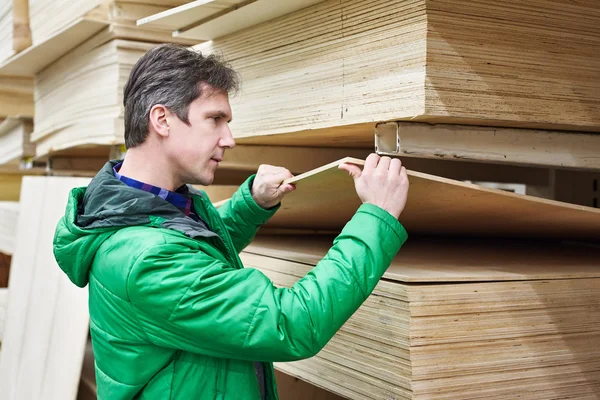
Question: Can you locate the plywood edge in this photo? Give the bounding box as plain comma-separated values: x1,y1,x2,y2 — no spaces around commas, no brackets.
0,18,108,77
136,0,217,30
175,0,326,41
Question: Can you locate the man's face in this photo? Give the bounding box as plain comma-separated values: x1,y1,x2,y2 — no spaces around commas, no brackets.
164,86,235,186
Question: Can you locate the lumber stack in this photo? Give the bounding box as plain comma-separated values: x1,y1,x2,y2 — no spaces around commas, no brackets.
193,0,600,146
31,38,155,157
241,235,600,400
0,0,30,64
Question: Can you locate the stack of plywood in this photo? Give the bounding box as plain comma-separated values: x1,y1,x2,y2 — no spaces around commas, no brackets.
192,0,600,146
28,0,193,46
242,235,600,400
31,38,155,157
0,117,34,167
0,0,30,64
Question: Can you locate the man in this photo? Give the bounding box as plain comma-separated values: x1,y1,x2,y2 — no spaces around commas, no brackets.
53,44,409,399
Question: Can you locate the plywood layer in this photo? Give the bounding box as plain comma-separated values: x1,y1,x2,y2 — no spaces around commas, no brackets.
194,0,600,146
218,158,600,242
32,38,155,157
241,235,600,399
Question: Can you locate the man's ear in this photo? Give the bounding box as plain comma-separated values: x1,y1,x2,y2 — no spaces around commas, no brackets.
148,104,170,138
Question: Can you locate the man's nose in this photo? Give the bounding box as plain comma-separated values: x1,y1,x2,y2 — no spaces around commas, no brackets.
220,124,236,149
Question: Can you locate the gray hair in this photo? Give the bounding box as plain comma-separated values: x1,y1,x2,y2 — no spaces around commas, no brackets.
123,43,240,148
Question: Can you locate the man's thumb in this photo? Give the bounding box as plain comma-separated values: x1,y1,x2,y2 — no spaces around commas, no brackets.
339,163,362,180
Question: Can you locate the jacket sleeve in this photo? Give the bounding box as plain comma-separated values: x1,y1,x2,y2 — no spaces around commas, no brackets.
215,175,279,253
127,203,408,362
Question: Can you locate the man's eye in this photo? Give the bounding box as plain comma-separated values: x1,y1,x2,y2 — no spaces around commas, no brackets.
212,116,220,121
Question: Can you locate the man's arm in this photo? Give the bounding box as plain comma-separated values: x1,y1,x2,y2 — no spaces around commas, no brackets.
128,203,408,362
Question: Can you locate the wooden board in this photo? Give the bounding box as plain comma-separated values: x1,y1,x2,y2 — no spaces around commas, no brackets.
233,122,600,171
194,0,600,142
0,202,19,256
137,0,326,40
218,157,600,242
243,235,600,282
137,0,248,32
0,288,7,339
0,176,91,400
0,18,107,77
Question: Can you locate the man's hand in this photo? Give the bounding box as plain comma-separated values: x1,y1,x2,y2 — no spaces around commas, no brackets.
339,153,409,219
251,164,296,209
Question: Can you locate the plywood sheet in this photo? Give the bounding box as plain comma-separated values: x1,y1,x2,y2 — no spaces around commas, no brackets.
219,157,600,242
243,235,600,282
137,0,248,31
0,202,19,256
0,18,108,77
138,0,326,40
0,176,91,400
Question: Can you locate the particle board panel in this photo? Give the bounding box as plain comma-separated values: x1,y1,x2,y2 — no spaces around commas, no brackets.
0,176,91,400
221,157,600,242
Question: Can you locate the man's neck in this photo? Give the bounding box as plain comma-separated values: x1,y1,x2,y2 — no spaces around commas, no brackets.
117,148,182,192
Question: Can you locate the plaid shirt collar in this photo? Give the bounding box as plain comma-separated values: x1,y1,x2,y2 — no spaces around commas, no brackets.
113,162,193,217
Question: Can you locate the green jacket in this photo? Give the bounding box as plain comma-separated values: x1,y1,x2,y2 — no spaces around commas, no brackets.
53,161,408,400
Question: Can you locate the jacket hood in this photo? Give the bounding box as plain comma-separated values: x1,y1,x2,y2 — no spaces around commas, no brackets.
53,160,216,288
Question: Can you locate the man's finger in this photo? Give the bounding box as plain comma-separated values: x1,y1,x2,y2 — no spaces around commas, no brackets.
266,169,294,184
339,163,362,180
363,153,380,174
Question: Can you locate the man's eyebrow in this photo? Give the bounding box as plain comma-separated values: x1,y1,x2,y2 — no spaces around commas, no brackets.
209,110,232,123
